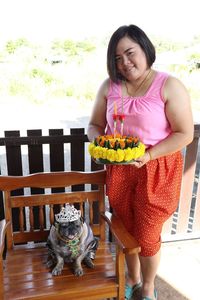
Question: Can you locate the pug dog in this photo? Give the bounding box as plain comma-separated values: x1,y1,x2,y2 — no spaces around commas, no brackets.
46,204,99,276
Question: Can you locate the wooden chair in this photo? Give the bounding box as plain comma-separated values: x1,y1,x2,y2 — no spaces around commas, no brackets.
0,170,140,300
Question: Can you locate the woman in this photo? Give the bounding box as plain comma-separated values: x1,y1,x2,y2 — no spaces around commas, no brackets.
87,25,193,300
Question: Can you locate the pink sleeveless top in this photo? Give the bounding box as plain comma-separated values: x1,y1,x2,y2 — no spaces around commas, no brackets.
105,71,171,147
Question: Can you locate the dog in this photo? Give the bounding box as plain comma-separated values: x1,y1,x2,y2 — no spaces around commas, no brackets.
46,204,99,276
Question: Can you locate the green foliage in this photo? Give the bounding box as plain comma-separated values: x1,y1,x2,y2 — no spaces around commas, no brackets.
168,64,189,73
153,34,200,56
76,40,96,52
65,86,74,97
6,41,16,54
51,38,96,56
5,38,30,54
189,53,200,60
63,40,78,55
9,79,30,95
0,35,199,113
30,68,54,85
186,53,200,71
154,39,186,53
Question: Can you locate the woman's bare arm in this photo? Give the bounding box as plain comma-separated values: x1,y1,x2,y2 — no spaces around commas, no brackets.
133,76,194,167
148,76,194,159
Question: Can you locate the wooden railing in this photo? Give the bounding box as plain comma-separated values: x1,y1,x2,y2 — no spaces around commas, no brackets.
0,125,199,241
162,123,200,241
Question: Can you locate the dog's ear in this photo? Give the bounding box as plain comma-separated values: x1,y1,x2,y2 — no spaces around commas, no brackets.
54,222,60,230
80,216,85,223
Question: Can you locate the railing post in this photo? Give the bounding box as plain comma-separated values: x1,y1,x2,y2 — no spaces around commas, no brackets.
5,131,23,231
176,138,199,234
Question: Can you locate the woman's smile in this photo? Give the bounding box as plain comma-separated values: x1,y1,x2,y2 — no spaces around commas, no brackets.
115,36,148,81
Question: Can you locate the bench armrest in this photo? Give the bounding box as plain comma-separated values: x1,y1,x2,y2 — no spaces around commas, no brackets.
101,211,141,255
0,219,10,258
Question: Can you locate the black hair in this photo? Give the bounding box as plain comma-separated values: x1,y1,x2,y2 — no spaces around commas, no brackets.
107,25,156,82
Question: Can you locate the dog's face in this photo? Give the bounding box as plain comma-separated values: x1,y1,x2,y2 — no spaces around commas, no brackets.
56,218,84,240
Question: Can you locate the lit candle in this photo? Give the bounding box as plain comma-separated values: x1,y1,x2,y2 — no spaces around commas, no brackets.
119,114,125,136
114,101,117,115
113,101,118,138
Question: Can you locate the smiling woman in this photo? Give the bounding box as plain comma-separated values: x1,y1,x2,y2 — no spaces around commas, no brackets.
87,24,194,300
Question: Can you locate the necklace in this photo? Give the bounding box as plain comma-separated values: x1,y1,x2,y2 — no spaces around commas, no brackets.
56,230,80,257
125,69,152,97
120,68,153,130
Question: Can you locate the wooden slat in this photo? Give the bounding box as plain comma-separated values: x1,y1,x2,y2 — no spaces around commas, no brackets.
49,129,65,173
28,129,45,229
70,128,85,214
49,129,65,213
90,139,104,223
13,230,49,243
90,140,104,224
5,131,23,176
115,245,125,299
192,176,200,232
70,129,85,194
0,176,4,221
12,225,101,245
0,134,88,146
0,170,106,191
91,156,104,224
3,191,13,249
194,123,200,138
27,130,44,174
3,242,117,300
0,156,4,221
5,131,23,232
176,138,199,234
10,190,100,207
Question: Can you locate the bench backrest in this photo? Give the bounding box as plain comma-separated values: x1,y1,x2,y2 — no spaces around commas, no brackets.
0,170,106,249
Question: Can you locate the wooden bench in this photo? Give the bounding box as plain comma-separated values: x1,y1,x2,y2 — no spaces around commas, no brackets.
0,170,140,300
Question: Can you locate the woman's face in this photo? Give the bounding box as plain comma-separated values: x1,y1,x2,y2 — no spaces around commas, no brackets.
115,36,148,81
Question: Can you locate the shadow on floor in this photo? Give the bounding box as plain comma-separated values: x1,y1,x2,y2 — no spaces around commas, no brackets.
155,275,189,300
109,242,190,299
131,275,189,300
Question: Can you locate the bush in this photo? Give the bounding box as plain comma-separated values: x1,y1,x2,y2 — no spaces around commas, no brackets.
30,68,54,85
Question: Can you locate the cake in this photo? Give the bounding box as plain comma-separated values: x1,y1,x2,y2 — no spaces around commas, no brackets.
89,102,146,164
88,134,145,164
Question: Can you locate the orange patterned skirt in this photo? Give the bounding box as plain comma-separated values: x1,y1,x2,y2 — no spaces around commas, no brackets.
106,151,183,256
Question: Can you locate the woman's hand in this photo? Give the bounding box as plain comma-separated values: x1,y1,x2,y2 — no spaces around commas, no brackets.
131,151,151,168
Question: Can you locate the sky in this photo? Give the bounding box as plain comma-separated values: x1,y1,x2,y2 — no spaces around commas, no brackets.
0,0,200,44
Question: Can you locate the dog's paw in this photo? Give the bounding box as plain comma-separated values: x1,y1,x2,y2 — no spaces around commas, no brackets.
74,267,84,276
46,259,54,268
83,257,94,268
52,267,63,276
